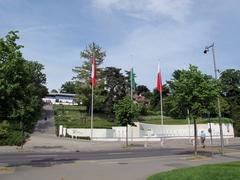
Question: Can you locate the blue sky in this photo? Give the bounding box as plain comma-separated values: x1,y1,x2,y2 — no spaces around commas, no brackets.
0,0,239,91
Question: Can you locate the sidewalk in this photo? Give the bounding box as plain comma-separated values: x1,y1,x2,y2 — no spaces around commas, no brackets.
1,135,239,154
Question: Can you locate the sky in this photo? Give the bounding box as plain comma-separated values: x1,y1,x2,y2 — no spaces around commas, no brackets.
0,0,239,91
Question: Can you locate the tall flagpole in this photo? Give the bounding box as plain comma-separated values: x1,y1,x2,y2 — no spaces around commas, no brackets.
130,68,133,100
158,63,163,125
91,81,93,141
160,89,163,125
90,53,96,141
130,67,133,144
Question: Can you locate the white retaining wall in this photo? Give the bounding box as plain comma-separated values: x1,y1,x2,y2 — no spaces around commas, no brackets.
139,122,234,138
59,122,234,140
66,128,113,138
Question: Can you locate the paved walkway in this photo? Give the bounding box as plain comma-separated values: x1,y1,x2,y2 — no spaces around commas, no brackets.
1,135,239,153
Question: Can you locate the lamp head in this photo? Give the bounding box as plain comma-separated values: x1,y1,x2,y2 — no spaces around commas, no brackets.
203,47,209,54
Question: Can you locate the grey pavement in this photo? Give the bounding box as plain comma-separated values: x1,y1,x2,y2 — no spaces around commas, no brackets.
1,151,240,180
33,104,55,135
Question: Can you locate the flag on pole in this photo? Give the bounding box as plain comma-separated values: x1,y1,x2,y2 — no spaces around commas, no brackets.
157,64,163,93
91,54,96,88
130,68,136,92
157,63,164,125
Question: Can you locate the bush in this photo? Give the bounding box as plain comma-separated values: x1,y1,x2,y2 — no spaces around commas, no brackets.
138,103,148,115
0,130,27,146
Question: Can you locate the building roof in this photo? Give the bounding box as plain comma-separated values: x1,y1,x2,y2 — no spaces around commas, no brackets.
47,93,76,97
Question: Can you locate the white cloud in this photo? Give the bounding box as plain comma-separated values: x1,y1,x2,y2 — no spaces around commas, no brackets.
104,20,213,90
91,0,192,22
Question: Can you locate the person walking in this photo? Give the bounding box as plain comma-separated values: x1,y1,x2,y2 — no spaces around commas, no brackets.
200,130,206,148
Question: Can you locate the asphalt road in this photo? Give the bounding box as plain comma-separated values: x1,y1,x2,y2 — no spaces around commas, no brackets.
1,147,240,180
0,147,194,167
2,143,240,167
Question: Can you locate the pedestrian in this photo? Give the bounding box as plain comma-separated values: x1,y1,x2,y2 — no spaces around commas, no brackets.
200,130,206,148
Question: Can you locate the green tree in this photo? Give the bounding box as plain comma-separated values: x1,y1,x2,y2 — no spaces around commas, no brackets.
0,31,47,146
60,81,76,94
113,96,139,146
103,67,128,114
150,85,169,112
168,65,219,155
136,85,150,96
170,65,219,116
220,69,240,136
51,89,58,93
73,42,106,112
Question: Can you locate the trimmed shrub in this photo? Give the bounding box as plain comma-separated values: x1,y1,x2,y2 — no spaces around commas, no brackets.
0,130,27,146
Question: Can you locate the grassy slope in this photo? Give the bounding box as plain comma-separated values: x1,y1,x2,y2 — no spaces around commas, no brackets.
148,161,240,180
53,105,232,129
54,105,119,129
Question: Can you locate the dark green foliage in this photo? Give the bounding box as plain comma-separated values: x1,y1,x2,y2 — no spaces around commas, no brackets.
0,130,27,146
103,67,128,114
0,31,47,145
60,81,76,94
113,96,139,127
138,103,148,115
113,96,139,146
166,65,219,118
136,85,150,96
220,69,240,136
150,85,169,112
73,42,106,112
51,89,58,93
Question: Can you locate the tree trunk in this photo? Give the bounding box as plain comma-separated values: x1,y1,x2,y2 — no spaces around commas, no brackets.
20,120,24,149
194,118,198,156
126,125,128,147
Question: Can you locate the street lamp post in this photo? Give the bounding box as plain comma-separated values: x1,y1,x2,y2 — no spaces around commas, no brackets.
204,43,224,155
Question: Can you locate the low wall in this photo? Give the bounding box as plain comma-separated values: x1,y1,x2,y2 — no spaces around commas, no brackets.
59,122,234,140
139,122,234,138
66,128,113,138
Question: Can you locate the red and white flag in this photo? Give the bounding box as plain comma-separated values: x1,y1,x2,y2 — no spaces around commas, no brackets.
157,64,163,93
91,54,96,88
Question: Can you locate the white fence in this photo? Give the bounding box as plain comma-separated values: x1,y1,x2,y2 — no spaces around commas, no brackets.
59,122,234,141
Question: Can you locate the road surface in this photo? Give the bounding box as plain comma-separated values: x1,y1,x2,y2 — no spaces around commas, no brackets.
0,147,194,167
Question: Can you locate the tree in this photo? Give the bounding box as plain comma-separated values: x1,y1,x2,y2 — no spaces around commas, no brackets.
73,42,106,112
73,42,106,83
51,89,58,93
136,85,150,96
150,85,169,111
220,69,240,99
168,65,219,155
60,81,76,94
103,67,128,114
0,31,47,145
220,69,240,136
113,96,139,146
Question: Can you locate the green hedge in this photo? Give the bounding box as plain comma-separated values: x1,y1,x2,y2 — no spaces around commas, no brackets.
0,130,27,146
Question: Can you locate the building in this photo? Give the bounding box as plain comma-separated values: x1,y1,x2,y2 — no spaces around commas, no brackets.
43,93,77,105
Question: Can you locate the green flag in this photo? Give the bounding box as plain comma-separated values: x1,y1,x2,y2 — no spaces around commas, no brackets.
130,68,136,92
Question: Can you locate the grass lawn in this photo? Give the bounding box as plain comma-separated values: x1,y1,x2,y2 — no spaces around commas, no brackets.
53,105,232,129
53,105,119,129
147,161,240,180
